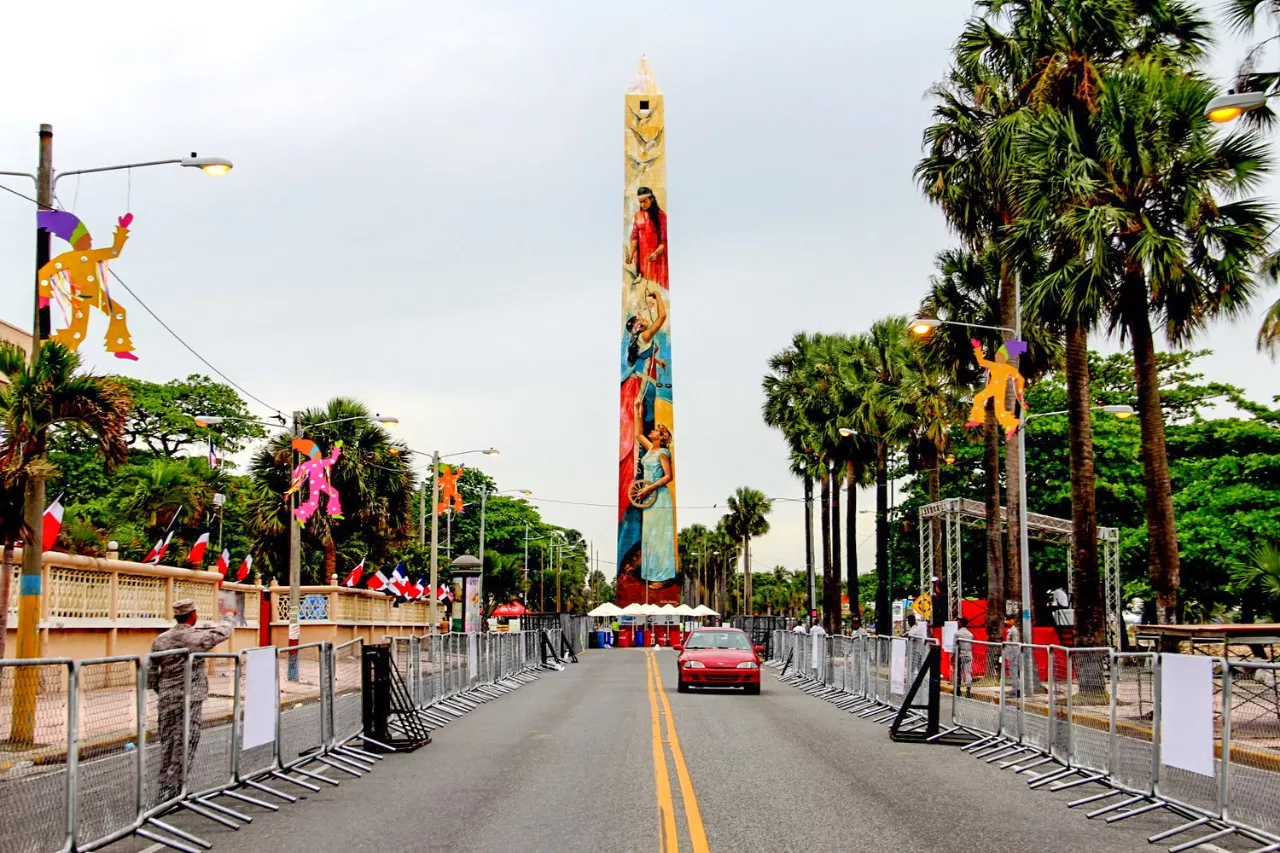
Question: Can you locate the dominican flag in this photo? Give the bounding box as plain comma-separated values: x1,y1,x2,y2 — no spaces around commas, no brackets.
186,532,211,566
142,534,171,565
389,564,409,597
342,556,366,588
214,548,231,578
407,577,426,600
235,554,253,583
366,570,390,593
207,438,221,469
43,495,64,546
436,584,454,604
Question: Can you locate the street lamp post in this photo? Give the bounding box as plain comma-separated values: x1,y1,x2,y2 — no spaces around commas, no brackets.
418,448,499,627
3,132,232,737
196,412,396,678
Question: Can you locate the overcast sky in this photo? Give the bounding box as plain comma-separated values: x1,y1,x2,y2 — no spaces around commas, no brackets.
1,1,1276,582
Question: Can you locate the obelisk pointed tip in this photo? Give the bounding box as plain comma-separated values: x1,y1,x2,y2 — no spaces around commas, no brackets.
627,55,661,95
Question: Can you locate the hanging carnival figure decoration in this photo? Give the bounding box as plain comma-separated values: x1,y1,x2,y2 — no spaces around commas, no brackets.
36,210,138,359
436,464,465,515
285,438,343,526
965,337,1028,437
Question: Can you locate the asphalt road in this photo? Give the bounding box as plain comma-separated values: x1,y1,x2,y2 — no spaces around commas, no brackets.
89,649,1247,853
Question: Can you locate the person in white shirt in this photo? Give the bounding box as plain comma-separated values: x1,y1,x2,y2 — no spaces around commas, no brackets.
808,619,826,672
791,620,808,634
906,613,928,677
955,619,974,697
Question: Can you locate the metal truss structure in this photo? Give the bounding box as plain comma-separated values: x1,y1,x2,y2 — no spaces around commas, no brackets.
918,498,1122,647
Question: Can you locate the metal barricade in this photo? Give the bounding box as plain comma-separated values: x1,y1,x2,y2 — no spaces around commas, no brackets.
1110,651,1156,796
70,656,142,850
1224,661,1280,839
952,639,1003,736
277,642,327,770
1065,647,1110,776
331,639,363,747
182,652,240,798
1153,654,1226,821
0,658,75,853
235,648,278,782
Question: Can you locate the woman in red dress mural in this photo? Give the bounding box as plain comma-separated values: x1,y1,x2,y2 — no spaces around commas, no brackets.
626,187,667,289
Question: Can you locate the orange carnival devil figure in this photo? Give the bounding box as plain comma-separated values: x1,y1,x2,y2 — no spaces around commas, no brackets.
965,337,1028,437
37,210,137,359
436,464,464,515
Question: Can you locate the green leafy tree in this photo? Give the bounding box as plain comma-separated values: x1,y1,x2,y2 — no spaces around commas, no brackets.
726,487,772,616
120,375,265,457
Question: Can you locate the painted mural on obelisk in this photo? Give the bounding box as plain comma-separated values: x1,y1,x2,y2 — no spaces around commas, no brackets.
617,57,680,607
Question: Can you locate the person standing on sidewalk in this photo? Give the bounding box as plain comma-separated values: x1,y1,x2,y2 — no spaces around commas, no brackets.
1002,614,1022,699
955,619,974,697
149,599,233,800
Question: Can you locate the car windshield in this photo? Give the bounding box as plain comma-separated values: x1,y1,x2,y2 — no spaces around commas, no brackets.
684,632,751,650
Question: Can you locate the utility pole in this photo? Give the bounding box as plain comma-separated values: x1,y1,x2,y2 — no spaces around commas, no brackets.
477,486,489,617
287,410,302,680
13,124,54,740
428,450,441,627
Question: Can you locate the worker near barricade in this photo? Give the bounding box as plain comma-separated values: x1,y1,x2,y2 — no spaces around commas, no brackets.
149,598,233,800
906,612,929,679
1002,614,1022,698
956,618,974,697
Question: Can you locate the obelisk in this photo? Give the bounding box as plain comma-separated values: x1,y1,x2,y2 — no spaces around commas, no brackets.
617,57,679,609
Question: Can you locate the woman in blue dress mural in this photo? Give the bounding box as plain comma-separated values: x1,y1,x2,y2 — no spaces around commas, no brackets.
632,396,676,588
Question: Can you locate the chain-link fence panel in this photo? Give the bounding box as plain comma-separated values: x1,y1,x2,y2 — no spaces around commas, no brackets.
998,643,1022,742
277,642,325,769
73,657,142,849
1224,662,1280,838
0,659,73,853
1067,648,1111,776
332,639,363,745
185,653,238,797
952,640,1002,736
1110,652,1155,795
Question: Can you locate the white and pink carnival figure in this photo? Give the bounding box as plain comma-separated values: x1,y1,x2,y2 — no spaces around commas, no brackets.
285,439,343,526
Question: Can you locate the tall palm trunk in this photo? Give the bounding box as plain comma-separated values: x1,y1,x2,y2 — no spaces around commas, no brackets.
323,538,339,586
845,462,858,627
820,469,833,627
1066,323,1104,648
0,542,13,658
984,404,1006,638
803,475,815,619
829,462,842,634
1124,271,1180,626
874,443,891,636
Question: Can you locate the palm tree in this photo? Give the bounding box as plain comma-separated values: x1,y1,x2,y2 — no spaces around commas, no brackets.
0,342,130,659
248,397,414,584
1231,543,1280,621
1019,61,1275,624
725,487,771,617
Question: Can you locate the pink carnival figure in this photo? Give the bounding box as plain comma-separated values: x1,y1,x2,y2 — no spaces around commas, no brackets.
285,439,343,526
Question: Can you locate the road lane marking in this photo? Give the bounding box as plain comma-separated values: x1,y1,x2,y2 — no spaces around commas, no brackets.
649,651,711,853
645,648,680,853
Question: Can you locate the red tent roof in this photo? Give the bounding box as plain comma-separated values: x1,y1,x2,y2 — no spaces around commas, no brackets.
491,602,527,617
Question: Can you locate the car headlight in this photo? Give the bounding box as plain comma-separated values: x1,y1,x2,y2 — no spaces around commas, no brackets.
736,661,758,669
683,660,705,668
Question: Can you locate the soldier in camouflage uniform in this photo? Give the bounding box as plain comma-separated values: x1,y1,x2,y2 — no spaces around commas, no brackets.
149,598,233,800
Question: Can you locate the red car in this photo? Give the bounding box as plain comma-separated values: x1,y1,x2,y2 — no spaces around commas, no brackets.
673,628,764,694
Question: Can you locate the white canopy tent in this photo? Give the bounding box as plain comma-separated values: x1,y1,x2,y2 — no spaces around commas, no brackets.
587,602,625,618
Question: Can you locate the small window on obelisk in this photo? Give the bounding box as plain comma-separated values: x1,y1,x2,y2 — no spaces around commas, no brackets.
639,100,650,112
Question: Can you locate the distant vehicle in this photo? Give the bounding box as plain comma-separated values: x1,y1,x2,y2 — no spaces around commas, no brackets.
672,627,763,694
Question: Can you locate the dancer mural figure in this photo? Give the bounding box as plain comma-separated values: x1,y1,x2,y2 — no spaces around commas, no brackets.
285,439,343,526
632,396,675,589
965,338,1028,437
436,464,465,515
36,210,138,359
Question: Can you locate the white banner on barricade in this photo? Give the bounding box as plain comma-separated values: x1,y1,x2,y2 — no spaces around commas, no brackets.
243,647,277,750
942,620,957,653
468,633,479,679
1159,653,1215,777
890,637,906,693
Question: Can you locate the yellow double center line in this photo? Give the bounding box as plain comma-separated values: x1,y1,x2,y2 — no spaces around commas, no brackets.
645,650,710,853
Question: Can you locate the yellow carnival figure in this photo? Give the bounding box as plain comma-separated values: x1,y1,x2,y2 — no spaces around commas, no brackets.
37,210,137,359
965,337,1028,437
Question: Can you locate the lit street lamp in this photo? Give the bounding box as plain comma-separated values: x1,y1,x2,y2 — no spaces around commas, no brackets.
1205,90,1271,124
195,411,397,678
